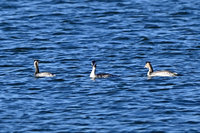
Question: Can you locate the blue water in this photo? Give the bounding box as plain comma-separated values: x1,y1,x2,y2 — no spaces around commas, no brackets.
1,0,200,132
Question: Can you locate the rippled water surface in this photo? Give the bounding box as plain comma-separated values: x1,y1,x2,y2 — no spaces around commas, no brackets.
1,0,200,132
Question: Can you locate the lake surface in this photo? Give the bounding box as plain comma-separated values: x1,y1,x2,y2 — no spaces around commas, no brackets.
1,0,200,132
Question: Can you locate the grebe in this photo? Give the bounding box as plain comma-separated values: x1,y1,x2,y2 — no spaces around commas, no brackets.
145,62,177,77
34,60,55,78
90,61,113,78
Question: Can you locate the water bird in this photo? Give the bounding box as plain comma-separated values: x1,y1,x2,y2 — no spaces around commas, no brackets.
90,61,113,79
145,62,177,77
34,60,55,78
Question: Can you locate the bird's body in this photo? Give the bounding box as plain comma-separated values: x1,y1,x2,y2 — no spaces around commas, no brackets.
145,62,177,77
90,61,113,79
34,60,55,78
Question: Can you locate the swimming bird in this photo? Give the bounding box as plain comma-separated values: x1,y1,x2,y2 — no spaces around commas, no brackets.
34,60,55,78
90,61,113,79
145,62,177,77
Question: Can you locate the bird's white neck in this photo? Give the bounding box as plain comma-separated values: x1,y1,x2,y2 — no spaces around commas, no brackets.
90,66,96,78
147,64,153,76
